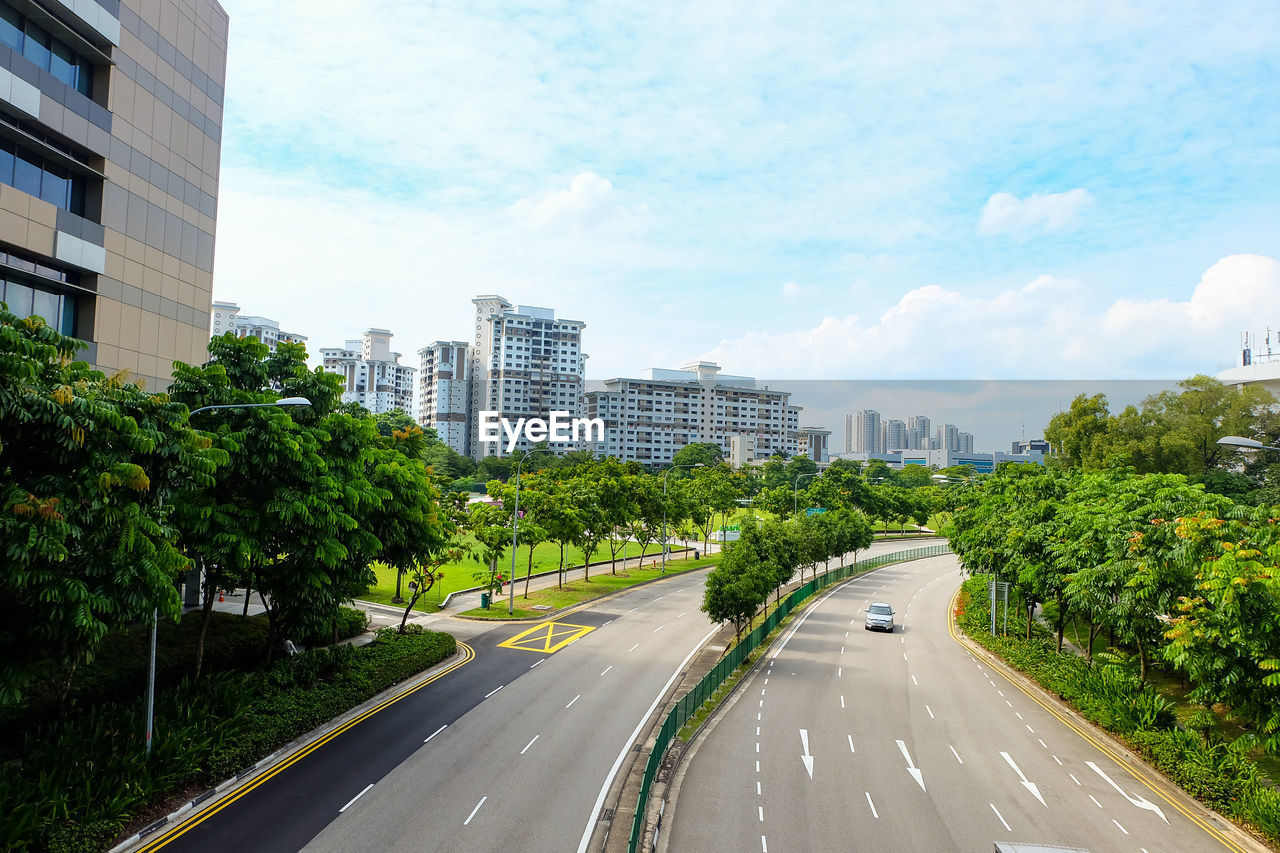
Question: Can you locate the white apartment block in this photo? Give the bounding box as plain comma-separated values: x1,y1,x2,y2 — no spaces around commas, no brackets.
854,409,882,453
586,361,801,465
417,341,472,455
320,329,415,415
468,296,587,459
209,301,307,353
882,418,908,451
798,426,831,463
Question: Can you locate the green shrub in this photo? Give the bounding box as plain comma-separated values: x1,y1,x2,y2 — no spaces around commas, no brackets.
299,606,369,648
1,630,456,852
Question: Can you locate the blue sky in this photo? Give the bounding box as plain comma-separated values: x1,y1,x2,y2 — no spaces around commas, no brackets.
212,0,1280,382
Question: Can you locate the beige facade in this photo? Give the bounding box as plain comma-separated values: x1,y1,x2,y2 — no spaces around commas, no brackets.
0,0,228,390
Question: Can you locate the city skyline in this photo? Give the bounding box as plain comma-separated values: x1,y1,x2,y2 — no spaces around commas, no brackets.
208,1,1280,384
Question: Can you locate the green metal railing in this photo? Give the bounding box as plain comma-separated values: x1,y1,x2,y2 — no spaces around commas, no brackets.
628,543,952,852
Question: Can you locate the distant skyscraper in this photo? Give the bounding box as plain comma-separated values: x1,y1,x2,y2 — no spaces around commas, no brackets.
937,423,961,451
855,409,882,453
418,341,471,455
320,329,415,415
959,431,974,453
883,418,908,451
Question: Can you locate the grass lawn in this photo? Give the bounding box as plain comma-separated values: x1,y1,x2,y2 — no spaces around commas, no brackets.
459,552,726,619
361,539,699,612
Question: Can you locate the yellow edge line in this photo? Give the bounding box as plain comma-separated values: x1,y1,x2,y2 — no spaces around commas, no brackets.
946,586,1246,852
135,641,477,852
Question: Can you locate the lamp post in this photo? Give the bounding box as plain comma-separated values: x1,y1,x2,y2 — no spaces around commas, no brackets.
793,471,819,516
509,449,554,615
144,395,311,756
662,463,704,573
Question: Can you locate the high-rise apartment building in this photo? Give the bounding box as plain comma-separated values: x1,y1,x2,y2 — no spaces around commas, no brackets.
209,301,306,352
417,340,470,455
937,423,961,451
907,415,930,450
882,418,907,451
585,361,801,464
958,431,974,453
0,0,229,389
797,426,830,463
320,328,415,415
854,409,882,453
468,295,586,459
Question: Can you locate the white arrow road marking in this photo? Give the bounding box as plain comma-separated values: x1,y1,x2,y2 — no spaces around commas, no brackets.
799,728,814,779
896,739,926,792
1000,752,1046,807
1086,761,1169,824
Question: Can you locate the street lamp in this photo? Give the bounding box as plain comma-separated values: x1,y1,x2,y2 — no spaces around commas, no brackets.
1217,435,1280,452
662,463,705,572
144,395,312,756
509,449,555,615
793,471,819,515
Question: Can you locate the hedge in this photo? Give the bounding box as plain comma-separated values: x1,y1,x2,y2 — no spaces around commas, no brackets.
0,629,456,853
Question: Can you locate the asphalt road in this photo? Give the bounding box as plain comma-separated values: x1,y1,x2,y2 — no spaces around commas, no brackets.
137,567,717,853
666,554,1251,853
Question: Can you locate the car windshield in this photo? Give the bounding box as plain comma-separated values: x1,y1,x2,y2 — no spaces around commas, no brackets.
869,604,892,615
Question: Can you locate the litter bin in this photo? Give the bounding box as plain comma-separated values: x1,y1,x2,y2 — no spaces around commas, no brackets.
695,550,700,560
480,592,491,609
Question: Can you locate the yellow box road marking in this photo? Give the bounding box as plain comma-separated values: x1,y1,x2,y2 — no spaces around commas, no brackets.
499,621,596,653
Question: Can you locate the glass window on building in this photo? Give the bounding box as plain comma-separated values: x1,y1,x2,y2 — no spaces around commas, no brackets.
39,163,69,208
3,280,32,315
12,151,39,196
49,39,76,89
0,3,19,52
0,279,74,334
20,19,49,70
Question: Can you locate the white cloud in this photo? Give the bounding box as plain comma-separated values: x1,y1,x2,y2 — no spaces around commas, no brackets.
978,189,1093,238
506,172,642,237
703,254,1280,379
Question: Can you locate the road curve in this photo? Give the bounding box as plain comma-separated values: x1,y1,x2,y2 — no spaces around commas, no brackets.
666,554,1251,853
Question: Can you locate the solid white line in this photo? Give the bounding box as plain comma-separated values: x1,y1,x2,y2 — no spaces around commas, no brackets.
1089,795,1103,808
602,619,613,626
949,745,963,764
485,685,503,698
866,792,879,818
848,735,856,753
521,734,540,755
339,783,373,813
926,705,934,719
566,694,580,708
464,796,487,825
626,607,638,614
1113,819,1129,835
628,644,639,653
530,659,544,668
990,803,1012,831
576,625,718,853
424,724,447,744
600,666,612,676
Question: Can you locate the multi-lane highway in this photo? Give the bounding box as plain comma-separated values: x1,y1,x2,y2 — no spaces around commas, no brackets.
137,565,719,853
665,554,1253,853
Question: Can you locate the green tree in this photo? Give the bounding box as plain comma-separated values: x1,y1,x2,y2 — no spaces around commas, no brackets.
0,310,224,705
672,442,725,469
702,519,773,640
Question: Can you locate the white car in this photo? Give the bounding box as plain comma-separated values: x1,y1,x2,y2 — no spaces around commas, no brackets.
864,602,895,632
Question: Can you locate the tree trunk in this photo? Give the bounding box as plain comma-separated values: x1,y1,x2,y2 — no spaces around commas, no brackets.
393,567,404,604
1136,636,1148,685
1026,602,1034,639
558,543,565,589
1087,619,1100,662
242,569,253,617
524,545,535,598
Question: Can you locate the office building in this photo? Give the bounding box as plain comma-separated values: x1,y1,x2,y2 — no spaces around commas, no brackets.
1012,438,1050,455
468,295,587,459
320,328,414,415
209,301,306,352
585,361,801,465
418,340,470,455
0,0,229,389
